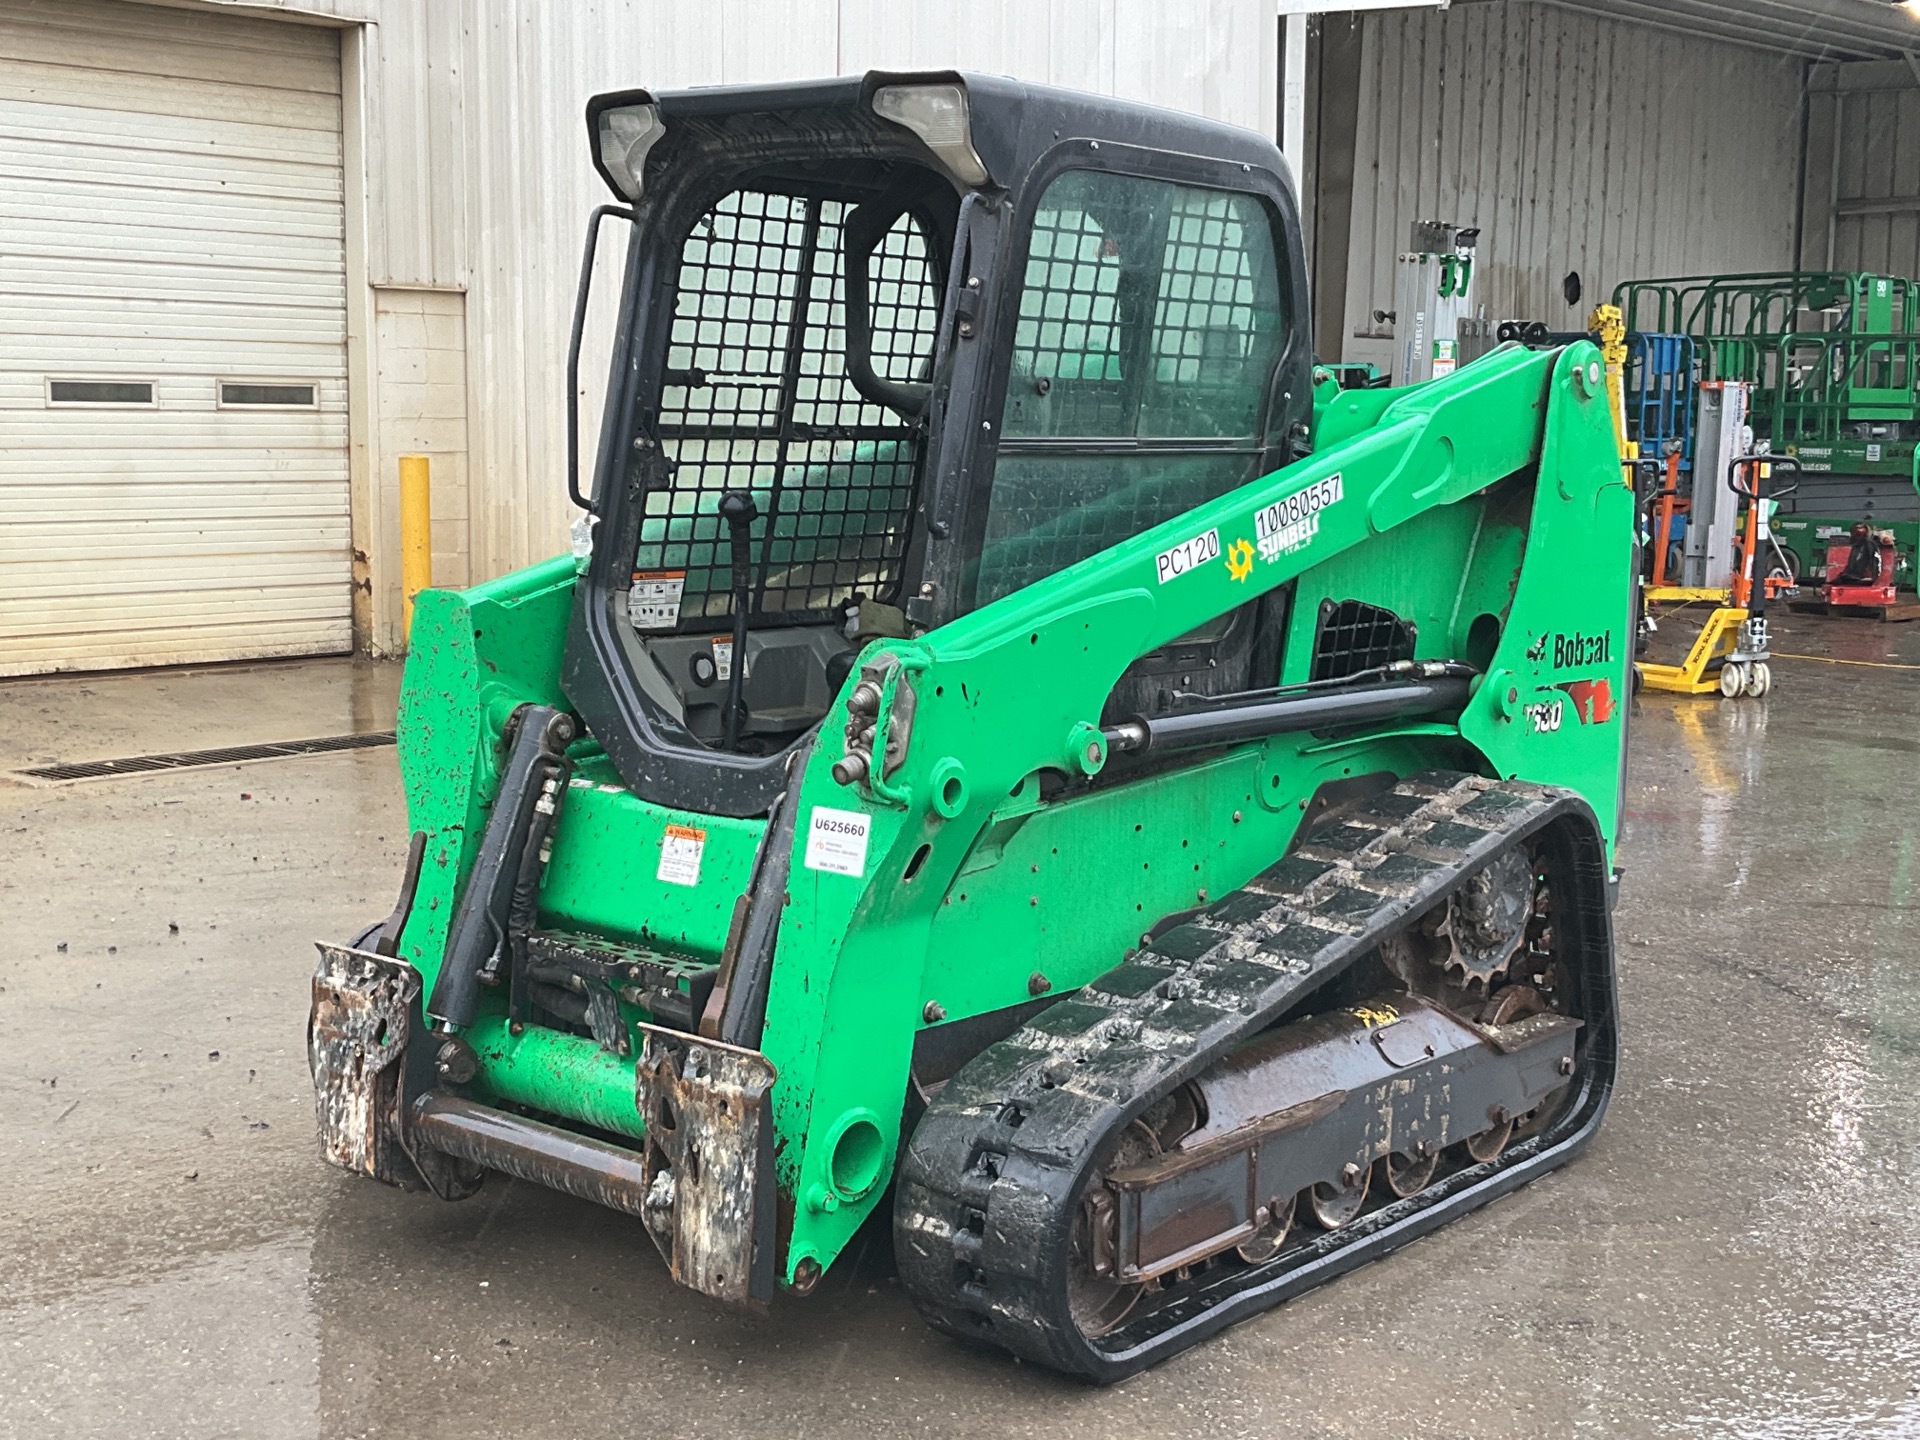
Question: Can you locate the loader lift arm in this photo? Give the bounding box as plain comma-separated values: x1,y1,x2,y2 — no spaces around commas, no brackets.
762,339,1629,1298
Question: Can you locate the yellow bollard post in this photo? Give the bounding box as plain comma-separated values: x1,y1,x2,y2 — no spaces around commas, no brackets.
399,454,432,640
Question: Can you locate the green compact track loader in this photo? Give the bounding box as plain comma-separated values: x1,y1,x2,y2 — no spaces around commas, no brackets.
309,72,1633,1380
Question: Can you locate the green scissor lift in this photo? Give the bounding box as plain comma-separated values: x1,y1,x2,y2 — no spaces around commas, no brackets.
1615,269,1920,588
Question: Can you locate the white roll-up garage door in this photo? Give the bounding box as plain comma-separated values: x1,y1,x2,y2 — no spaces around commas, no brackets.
0,0,349,675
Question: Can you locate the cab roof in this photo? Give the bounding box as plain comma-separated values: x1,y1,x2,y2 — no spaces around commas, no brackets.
585,70,1291,205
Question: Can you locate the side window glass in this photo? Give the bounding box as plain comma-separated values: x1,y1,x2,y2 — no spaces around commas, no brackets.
1000,172,1283,442
977,170,1288,606
866,218,942,387
1144,188,1281,435
1001,199,1127,435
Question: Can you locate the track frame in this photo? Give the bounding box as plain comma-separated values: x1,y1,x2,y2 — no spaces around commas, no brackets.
894,771,1618,1381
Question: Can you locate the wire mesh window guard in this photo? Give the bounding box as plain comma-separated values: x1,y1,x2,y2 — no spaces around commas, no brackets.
637,189,939,626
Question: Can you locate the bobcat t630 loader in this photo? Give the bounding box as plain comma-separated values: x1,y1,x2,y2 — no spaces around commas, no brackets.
309,72,1632,1380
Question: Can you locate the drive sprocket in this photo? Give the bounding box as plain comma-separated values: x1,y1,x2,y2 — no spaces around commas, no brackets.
1446,847,1535,986
1383,844,1536,994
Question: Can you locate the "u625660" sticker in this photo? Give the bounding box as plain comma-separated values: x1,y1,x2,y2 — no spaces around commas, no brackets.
804,806,871,878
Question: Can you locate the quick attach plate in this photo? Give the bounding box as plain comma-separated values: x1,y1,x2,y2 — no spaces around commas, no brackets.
309,942,419,1185
634,1023,778,1305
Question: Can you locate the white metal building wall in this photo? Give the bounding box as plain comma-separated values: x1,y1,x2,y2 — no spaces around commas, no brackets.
56,0,1874,663
206,0,1279,654
1339,0,1806,372
0,0,348,675
1806,59,1920,279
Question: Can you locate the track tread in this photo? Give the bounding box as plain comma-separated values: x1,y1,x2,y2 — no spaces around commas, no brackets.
893,770,1617,1380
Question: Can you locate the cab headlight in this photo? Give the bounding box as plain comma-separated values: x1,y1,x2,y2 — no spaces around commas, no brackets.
872,83,988,187
596,104,666,201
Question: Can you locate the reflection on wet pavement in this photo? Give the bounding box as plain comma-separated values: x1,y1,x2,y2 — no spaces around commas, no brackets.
2,631,1917,1438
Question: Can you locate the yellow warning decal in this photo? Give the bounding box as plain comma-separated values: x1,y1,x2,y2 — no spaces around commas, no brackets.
1349,1003,1400,1029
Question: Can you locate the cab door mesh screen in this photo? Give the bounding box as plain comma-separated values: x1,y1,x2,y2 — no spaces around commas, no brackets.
637,190,939,626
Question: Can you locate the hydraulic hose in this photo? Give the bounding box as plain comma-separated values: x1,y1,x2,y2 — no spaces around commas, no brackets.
428,704,576,1028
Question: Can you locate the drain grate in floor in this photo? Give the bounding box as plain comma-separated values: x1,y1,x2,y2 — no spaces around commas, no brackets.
9,731,397,784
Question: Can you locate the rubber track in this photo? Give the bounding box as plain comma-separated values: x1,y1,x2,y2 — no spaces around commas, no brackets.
894,770,1619,1381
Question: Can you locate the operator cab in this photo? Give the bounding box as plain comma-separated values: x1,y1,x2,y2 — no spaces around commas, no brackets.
564,72,1312,816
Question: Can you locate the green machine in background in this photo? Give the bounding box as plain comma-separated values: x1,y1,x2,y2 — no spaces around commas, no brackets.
308,73,1632,1381
1616,270,1920,588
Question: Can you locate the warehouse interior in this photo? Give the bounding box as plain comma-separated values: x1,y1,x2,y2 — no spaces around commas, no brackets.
1298,3,1920,375
3,0,1920,1434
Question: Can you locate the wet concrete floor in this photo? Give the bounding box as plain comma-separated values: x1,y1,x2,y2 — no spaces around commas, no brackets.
2,619,1917,1438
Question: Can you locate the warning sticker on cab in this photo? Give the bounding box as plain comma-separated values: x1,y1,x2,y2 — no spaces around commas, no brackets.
803,806,871,878
1155,529,1220,583
657,823,706,886
629,570,686,631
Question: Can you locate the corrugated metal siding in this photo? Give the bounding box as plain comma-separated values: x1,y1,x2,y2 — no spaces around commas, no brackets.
1812,60,1920,278
1341,1,1805,366
0,0,348,675
197,0,1277,653
374,288,470,620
